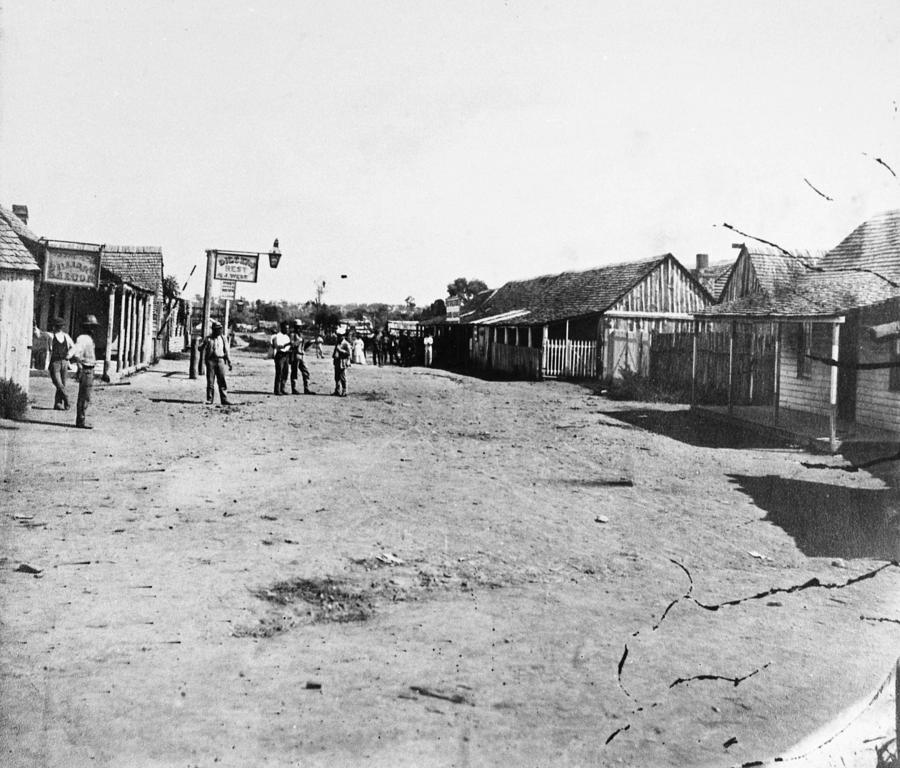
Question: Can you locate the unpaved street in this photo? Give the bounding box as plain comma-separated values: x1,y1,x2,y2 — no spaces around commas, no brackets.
2,350,899,767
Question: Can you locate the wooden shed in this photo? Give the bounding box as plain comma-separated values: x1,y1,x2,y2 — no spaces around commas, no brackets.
692,210,900,452
451,254,713,379
0,205,40,392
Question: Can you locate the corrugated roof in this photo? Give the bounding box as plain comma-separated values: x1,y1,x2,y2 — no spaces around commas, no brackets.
0,204,40,272
101,245,164,293
466,255,671,326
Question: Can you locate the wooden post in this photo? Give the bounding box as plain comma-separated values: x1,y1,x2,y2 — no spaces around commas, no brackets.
541,324,548,378
690,319,698,407
223,299,231,348
774,322,782,424
201,249,215,342
727,320,735,415
564,319,570,377
895,656,900,763
189,336,199,379
136,294,145,364
103,287,115,380
116,285,125,372
829,321,840,452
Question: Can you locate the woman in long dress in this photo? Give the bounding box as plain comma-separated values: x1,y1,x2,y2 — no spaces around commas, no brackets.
351,334,367,365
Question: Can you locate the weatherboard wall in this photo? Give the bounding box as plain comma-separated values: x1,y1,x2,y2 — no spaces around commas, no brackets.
777,323,832,416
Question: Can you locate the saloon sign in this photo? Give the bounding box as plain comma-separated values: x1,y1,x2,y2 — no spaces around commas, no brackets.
213,251,259,283
43,244,102,288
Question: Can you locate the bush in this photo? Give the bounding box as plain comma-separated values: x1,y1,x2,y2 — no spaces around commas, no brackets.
600,369,689,403
0,378,29,420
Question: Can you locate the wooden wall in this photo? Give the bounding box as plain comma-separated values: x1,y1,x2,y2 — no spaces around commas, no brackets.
0,270,37,391
719,250,761,303
778,323,832,416
610,256,711,318
855,305,900,432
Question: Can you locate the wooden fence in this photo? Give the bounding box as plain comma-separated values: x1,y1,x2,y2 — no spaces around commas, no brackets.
491,343,542,379
651,327,777,405
604,329,651,379
543,339,597,378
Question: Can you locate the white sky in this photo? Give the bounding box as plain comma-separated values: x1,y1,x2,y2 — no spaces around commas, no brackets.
2,1,899,306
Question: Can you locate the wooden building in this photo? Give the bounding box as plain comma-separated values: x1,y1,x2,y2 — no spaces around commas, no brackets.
32,241,164,380
0,205,41,391
692,211,900,452
444,254,713,379
717,244,823,304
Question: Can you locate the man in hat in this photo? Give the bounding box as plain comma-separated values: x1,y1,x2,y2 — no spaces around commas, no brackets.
270,321,292,395
67,314,101,428
35,317,75,410
288,320,314,395
200,320,232,405
331,327,352,396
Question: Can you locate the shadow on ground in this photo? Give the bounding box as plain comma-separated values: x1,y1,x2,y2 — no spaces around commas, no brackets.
598,408,784,450
728,473,900,560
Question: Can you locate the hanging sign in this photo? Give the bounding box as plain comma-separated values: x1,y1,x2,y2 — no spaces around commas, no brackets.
43,244,102,288
214,252,259,283
220,280,236,300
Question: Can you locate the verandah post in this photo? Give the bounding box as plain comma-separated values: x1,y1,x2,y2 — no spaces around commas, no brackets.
727,320,735,415
829,320,840,452
690,319,698,407
774,322,782,424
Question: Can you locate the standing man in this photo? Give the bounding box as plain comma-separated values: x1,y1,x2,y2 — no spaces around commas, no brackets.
38,317,75,410
67,314,100,429
200,320,232,405
423,329,434,367
270,321,291,395
314,333,325,358
288,321,314,395
331,328,352,397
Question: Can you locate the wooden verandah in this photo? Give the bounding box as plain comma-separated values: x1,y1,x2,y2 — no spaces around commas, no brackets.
689,314,846,452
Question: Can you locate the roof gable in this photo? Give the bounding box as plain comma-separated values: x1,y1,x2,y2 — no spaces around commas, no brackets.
0,205,40,272
467,255,672,325
818,209,900,279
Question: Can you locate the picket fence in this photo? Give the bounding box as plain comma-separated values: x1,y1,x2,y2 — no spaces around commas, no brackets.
542,339,597,378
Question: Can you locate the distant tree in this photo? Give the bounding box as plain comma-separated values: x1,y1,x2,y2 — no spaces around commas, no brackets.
314,304,342,334
419,298,446,320
446,277,488,301
163,274,181,301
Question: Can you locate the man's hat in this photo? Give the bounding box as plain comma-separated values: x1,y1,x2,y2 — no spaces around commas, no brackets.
211,320,222,329
52,316,65,327
82,315,100,327
335,324,347,335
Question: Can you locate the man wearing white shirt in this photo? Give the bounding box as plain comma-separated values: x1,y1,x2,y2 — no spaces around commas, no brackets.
270,321,291,395
67,314,100,429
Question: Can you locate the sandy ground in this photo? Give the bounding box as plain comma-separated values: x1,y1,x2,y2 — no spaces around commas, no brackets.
1,348,899,768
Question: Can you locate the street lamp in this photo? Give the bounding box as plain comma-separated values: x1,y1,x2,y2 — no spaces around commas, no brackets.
268,238,281,269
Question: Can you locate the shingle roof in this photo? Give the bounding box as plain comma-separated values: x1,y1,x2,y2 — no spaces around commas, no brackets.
465,255,672,326
699,211,900,319
101,245,164,293
746,246,823,294
0,205,40,272
695,260,733,298
699,269,900,318
818,208,900,280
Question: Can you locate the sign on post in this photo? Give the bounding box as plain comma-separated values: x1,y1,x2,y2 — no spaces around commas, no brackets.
213,252,259,283
43,243,102,288
220,280,236,300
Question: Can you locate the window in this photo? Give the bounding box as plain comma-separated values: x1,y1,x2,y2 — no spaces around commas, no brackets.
797,322,812,379
890,339,900,392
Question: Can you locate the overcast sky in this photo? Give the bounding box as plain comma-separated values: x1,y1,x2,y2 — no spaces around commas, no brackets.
2,1,899,306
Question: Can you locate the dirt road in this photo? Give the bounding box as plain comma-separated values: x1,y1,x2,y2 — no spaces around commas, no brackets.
2,349,898,767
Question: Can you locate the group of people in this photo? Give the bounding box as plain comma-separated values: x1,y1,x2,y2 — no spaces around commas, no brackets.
368,330,434,367
39,317,433,421
35,315,102,428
